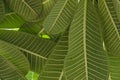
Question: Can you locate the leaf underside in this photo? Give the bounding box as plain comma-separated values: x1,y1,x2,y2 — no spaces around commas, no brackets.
43,0,78,34
0,40,29,80
65,0,108,80
0,0,5,21
41,0,58,19
108,54,120,80
98,0,120,55
6,0,42,22
112,0,120,21
0,13,25,28
0,31,56,73
39,29,68,80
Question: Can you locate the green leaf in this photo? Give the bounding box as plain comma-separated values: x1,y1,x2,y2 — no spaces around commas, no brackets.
108,54,120,80
39,29,68,80
61,74,67,80
26,71,39,80
0,13,25,28
0,0,5,21
0,31,56,73
24,0,42,15
98,0,120,55
6,0,42,22
19,22,42,35
3,0,13,13
43,0,78,35
41,0,57,19
0,56,27,80
64,0,108,80
112,0,120,21
19,22,57,40
0,40,29,80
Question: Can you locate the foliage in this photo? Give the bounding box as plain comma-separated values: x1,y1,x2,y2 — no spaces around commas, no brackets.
0,0,120,80
26,71,39,80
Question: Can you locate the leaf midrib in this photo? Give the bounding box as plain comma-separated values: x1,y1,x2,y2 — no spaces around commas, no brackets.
103,0,120,38
0,40,47,60
22,0,38,15
48,0,69,33
109,73,112,80
42,0,50,4
0,55,27,80
16,46,47,60
83,0,88,80
59,70,64,80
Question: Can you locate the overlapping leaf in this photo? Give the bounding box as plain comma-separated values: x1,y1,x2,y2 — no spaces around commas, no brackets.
6,0,42,22
0,0,5,21
39,29,68,80
112,0,120,21
43,0,78,34
65,0,108,80
0,56,27,80
3,0,13,13
98,0,120,55
0,31,56,73
41,0,57,19
24,0,42,15
108,54,120,80
19,22,42,35
0,13,25,28
0,40,29,80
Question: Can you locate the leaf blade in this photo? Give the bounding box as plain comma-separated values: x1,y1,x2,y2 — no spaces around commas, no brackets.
0,40,29,80
0,13,25,28
98,0,120,55
0,31,56,73
43,0,78,34
108,54,120,80
39,29,68,80
7,0,42,22
0,0,5,21
41,0,58,19
65,0,108,80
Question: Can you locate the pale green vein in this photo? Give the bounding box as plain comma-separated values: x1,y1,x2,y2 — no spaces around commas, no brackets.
48,0,69,32
42,0,50,4
109,73,112,80
83,0,88,80
59,70,64,80
17,47,47,60
103,0,120,38
22,0,37,15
